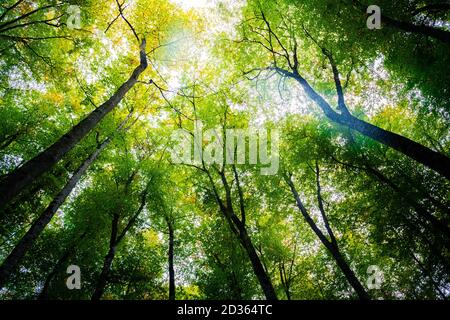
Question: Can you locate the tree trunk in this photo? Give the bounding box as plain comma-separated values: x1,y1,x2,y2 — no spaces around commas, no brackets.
279,263,291,300
363,164,450,240
329,155,450,250
92,211,119,301
91,246,117,300
285,175,370,300
38,231,87,300
339,114,450,180
353,0,450,43
91,184,149,300
382,14,450,43
230,270,243,300
0,138,111,288
0,131,21,150
284,68,450,180
203,165,277,299
330,245,370,300
238,225,278,300
168,221,175,300
0,39,148,208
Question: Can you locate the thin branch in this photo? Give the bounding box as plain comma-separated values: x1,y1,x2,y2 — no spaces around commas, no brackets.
115,0,140,43
0,0,24,22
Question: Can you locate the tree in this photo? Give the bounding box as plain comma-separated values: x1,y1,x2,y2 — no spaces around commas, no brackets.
235,1,450,179
0,38,148,208
0,0,448,301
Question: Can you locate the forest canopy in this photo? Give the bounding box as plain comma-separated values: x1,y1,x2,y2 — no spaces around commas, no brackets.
0,0,449,300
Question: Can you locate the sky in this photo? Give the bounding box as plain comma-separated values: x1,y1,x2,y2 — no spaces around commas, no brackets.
171,0,215,10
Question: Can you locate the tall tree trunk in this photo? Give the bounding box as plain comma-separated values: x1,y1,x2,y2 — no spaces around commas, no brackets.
331,246,370,299
352,0,450,43
382,14,450,43
285,174,370,300
167,219,175,300
329,155,450,250
0,39,148,208
276,67,450,180
363,164,450,240
230,270,243,300
91,246,117,300
38,231,88,300
212,253,243,299
338,114,450,180
237,225,278,300
92,211,119,301
279,262,291,300
0,137,111,288
208,169,278,300
91,184,149,300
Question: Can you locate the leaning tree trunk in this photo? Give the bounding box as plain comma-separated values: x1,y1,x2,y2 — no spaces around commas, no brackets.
352,0,450,44
237,225,278,300
329,245,370,300
0,137,112,288
285,175,370,300
280,68,450,180
38,231,88,300
210,169,278,300
337,114,450,180
91,185,149,300
91,245,117,300
0,39,148,209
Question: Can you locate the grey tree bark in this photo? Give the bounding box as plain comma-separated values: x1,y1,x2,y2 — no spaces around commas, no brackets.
0,40,148,208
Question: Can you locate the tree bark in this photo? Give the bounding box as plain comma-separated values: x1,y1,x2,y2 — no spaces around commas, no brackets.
238,224,278,300
329,154,450,245
91,245,117,300
275,67,450,180
0,131,21,150
279,262,291,300
338,114,450,180
38,231,87,300
353,0,450,43
167,220,175,300
0,137,111,288
91,184,149,300
382,14,450,43
203,167,278,300
0,39,148,208
92,211,119,301
363,164,450,240
285,174,370,300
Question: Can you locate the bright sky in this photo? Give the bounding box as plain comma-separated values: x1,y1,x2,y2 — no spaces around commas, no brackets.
171,0,214,10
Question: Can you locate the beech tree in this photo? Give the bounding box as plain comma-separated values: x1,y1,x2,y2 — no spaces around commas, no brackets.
0,0,448,301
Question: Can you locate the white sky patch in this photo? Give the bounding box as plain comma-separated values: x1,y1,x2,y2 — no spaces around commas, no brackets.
245,75,312,127
76,30,129,85
7,66,46,92
146,110,170,128
0,154,23,175
171,0,215,10
346,55,396,117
